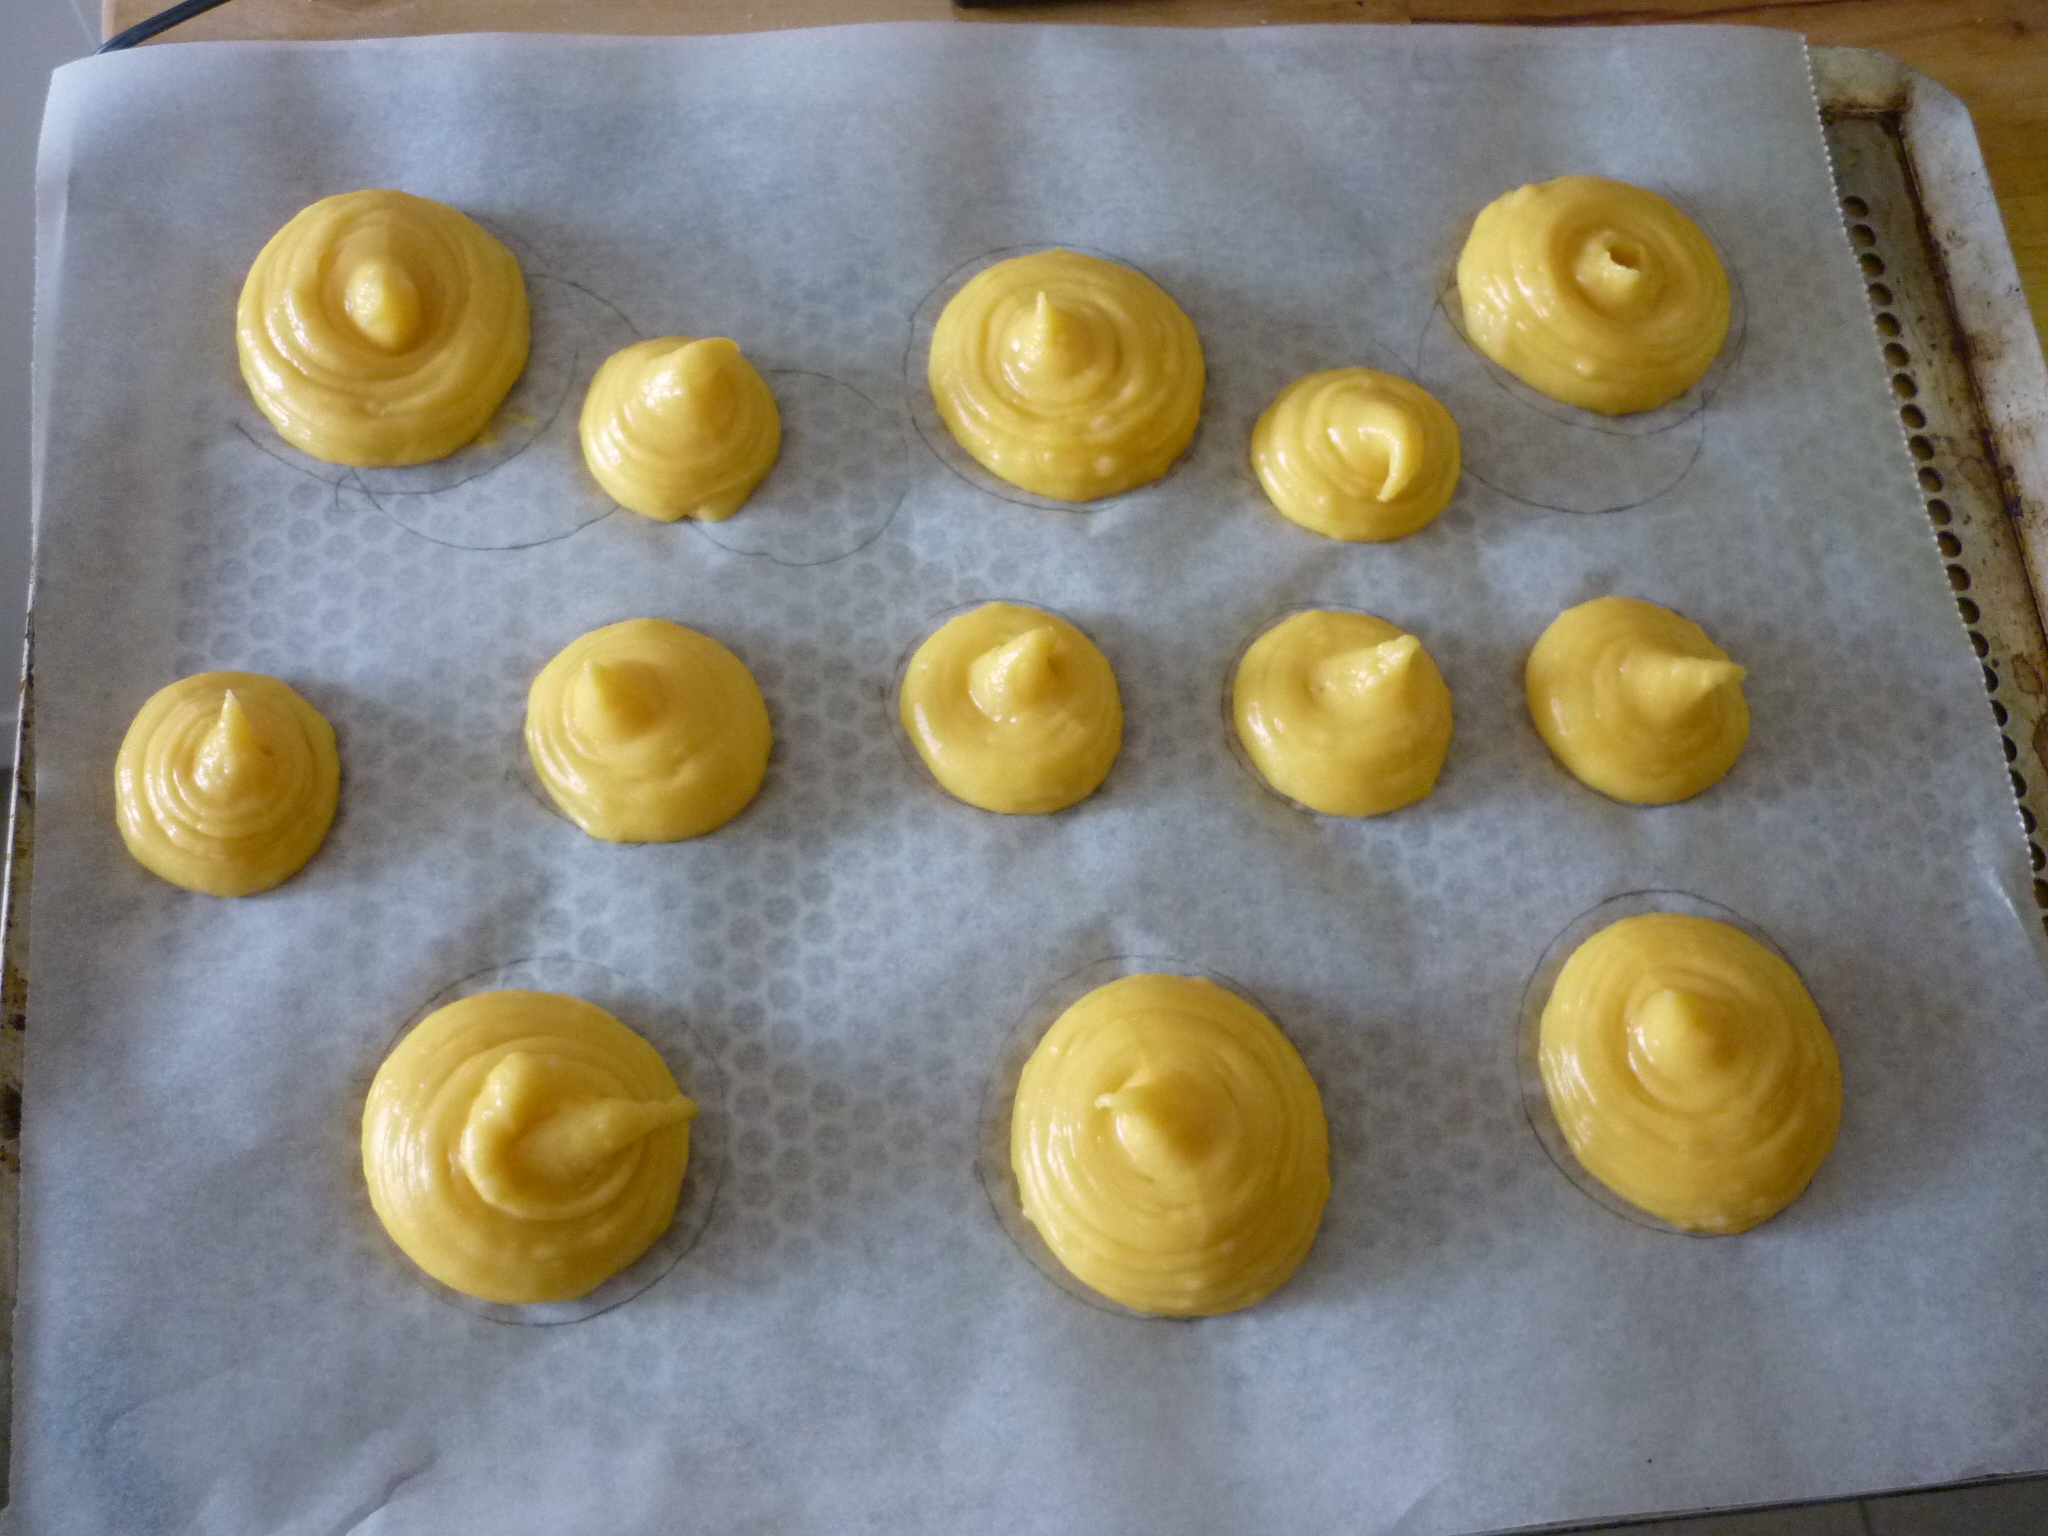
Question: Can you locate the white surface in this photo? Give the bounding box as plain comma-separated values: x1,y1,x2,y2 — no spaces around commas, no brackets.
19,23,2048,1536
0,0,94,728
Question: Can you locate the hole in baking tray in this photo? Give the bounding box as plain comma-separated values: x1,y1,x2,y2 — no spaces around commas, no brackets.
1883,342,1911,368
904,243,1204,514
362,956,729,1326
1868,283,1894,306
2032,844,2045,873
977,955,1305,1318
2023,804,2037,834
2005,735,2021,763
1938,531,1963,558
1920,467,1945,493
1900,402,1924,428
1518,889,1815,1238
1928,497,1953,525
1986,663,2001,691
1991,695,2007,724
1849,223,1877,248
2032,878,2047,908
2013,769,2029,799
1911,436,1937,462
1892,373,1919,400
1842,195,1869,218
1877,313,1903,338
1974,632,1992,659
1949,565,1972,591
1860,253,1887,278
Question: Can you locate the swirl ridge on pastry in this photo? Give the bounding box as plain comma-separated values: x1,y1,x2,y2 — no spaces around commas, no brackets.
1526,595,1748,805
1457,176,1729,415
114,670,339,897
899,602,1121,814
237,189,530,466
1252,369,1461,541
526,618,771,842
1011,973,1329,1317
363,989,696,1304
1539,912,1840,1234
1234,609,1454,817
580,336,781,522
929,249,1204,502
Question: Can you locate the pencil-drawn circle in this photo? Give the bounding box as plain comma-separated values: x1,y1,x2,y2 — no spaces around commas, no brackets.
904,243,1202,514
978,955,1295,1319
691,371,908,566
365,954,728,1324
1415,201,1746,515
1517,888,1801,1237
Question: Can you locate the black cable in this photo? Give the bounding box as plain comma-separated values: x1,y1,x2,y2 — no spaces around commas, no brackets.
96,0,240,53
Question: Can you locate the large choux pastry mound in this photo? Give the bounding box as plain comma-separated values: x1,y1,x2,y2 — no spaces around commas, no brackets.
1252,369,1461,542
899,602,1122,815
1011,973,1329,1317
114,671,339,897
1539,913,1841,1235
237,189,530,467
526,618,771,843
1234,610,1453,817
928,248,1204,502
363,989,697,1304
1526,596,1748,805
580,336,781,522
1457,175,1729,415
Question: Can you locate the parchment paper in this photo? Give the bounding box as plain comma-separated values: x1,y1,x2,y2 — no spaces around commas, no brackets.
22,25,2048,1536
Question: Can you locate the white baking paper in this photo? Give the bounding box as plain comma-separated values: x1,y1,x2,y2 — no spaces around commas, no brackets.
19,24,2048,1536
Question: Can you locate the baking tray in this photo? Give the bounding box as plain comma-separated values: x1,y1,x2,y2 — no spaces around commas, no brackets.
5,37,2046,1529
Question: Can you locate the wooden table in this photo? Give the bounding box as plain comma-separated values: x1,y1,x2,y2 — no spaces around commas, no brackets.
107,0,2048,357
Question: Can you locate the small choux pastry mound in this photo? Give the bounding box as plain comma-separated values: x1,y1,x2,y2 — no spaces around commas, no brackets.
1457,175,1729,415
1526,596,1748,805
899,602,1121,815
1251,369,1461,542
1011,973,1329,1317
237,189,529,466
1234,610,1454,818
580,336,781,522
363,990,697,1304
928,248,1204,502
526,618,771,843
114,671,339,897
1539,913,1841,1234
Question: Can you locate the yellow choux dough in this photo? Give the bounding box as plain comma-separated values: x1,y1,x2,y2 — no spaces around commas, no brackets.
363,989,696,1304
526,618,771,842
1539,912,1840,1234
580,336,781,522
1011,972,1329,1317
114,671,339,897
237,189,530,466
899,602,1121,815
928,248,1204,502
1251,369,1461,541
1234,610,1454,817
1527,596,1748,805
1457,175,1730,415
